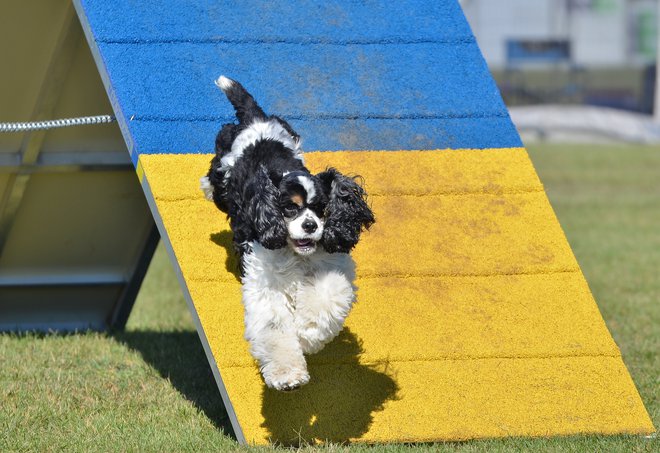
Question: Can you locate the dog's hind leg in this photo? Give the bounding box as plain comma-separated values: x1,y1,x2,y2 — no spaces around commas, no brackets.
242,285,310,391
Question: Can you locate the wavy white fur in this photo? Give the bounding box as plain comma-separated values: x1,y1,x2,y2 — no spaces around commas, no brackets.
241,242,356,391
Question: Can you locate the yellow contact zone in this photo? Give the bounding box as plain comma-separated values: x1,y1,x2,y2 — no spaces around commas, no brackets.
138,149,654,444
223,355,652,445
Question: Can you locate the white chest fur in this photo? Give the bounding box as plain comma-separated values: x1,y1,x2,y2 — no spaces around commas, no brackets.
240,243,357,366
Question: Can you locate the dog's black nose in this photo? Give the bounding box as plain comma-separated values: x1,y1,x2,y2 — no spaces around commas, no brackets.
302,219,317,233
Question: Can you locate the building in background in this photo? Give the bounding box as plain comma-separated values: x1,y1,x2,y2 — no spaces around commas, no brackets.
461,0,658,112
462,0,657,67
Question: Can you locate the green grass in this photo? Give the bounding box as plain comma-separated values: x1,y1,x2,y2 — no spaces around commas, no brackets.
1,144,658,452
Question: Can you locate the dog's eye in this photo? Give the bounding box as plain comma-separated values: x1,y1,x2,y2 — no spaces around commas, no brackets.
310,204,325,219
284,206,299,218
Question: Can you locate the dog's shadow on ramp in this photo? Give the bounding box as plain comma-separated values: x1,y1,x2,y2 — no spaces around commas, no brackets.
261,328,400,446
209,230,241,282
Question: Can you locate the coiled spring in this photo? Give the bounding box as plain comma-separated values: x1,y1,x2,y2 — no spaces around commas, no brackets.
0,115,115,133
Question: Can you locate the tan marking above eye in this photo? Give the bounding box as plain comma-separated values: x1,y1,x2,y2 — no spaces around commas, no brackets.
291,194,304,206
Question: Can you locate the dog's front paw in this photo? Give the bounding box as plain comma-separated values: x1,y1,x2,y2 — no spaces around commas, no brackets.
263,366,310,392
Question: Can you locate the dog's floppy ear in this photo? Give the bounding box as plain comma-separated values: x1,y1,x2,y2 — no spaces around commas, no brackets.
317,168,375,253
245,165,288,249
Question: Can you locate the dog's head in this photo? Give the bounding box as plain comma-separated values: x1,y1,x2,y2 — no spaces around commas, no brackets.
256,168,374,255
278,171,327,255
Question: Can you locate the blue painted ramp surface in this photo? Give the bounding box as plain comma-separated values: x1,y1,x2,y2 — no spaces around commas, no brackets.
75,0,520,166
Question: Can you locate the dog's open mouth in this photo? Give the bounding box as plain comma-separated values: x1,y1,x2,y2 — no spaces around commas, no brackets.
292,238,316,253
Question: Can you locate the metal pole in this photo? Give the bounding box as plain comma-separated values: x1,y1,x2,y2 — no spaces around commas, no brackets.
653,0,660,123
655,0,660,122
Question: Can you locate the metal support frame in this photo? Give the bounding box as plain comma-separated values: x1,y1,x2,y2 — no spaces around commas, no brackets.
0,150,132,173
109,223,160,330
0,3,82,256
0,3,159,332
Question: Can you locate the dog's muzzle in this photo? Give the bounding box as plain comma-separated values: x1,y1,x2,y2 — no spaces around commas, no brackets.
291,238,317,255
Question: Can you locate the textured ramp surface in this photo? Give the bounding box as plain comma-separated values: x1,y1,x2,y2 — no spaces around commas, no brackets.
74,0,654,445
140,151,653,444
75,0,520,165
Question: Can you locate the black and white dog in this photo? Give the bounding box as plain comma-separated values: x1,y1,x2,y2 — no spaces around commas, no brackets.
201,76,374,391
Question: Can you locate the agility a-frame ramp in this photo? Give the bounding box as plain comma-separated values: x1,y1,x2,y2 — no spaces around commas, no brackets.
73,0,654,445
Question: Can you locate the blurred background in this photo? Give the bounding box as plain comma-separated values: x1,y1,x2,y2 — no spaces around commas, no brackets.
461,0,660,143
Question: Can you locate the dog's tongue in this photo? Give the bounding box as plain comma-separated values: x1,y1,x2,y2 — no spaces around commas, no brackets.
295,239,313,247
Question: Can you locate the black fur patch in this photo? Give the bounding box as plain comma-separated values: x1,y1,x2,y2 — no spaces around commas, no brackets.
317,168,375,253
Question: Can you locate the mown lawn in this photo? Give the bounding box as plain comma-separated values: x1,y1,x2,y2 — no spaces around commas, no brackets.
0,144,657,452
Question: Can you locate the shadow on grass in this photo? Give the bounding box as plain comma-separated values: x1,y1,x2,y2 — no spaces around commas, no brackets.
112,330,236,440
113,328,400,446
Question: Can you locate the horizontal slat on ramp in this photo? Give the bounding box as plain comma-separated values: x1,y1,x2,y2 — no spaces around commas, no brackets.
184,270,621,370
140,149,543,200
126,117,521,162
77,0,474,44
90,41,520,157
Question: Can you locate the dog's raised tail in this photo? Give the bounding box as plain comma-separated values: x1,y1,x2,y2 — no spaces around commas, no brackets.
215,75,266,124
